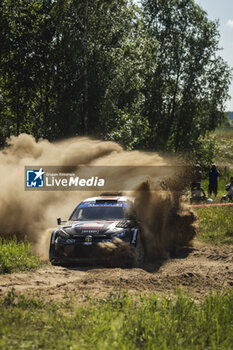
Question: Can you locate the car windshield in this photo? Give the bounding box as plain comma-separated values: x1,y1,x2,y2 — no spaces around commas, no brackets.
70,205,127,221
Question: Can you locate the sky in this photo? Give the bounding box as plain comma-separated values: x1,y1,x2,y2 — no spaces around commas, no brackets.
196,0,233,111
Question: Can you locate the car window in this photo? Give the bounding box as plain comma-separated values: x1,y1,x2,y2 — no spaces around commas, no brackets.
70,206,125,221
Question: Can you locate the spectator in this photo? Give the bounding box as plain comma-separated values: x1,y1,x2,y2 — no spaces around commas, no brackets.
191,164,202,190
221,177,233,202
208,164,220,197
190,182,207,203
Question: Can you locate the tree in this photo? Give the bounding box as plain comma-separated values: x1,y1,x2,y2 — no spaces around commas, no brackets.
142,0,232,152
0,0,153,144
0,0,58,143
99,3,159,149
0,0,231,156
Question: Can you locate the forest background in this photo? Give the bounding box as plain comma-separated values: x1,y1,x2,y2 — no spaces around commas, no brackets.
0,0,232,166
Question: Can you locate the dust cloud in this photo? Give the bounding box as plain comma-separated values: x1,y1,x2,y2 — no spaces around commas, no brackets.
131,181,198,261
0,133,198,260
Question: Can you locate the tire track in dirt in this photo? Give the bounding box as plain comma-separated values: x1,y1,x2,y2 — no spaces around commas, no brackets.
0,242,232,301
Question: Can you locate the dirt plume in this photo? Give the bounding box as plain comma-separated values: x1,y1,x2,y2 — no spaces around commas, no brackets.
98,238,137,267
131,180,198,261
0,133,197,260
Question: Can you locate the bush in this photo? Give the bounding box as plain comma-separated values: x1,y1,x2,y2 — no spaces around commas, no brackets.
191,133,220,171
0,239,43,274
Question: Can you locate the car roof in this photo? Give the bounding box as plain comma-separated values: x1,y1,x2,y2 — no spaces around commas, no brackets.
82,195,134,203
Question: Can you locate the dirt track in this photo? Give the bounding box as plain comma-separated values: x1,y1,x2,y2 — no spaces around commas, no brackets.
0,242,232,301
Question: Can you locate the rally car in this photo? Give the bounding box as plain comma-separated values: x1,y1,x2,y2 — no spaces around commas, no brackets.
49,194,144,266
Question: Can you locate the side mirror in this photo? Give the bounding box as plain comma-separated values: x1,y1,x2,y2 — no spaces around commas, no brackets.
57,217,61,225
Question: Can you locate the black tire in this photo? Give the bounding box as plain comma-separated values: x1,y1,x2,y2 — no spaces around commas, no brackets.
50,258,61,266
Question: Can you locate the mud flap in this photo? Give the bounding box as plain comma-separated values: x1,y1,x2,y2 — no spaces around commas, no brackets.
130,229,138,246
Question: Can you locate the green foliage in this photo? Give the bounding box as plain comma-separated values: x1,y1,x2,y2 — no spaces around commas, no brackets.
105,112,150,150
2,288,44,309
0,0,153,144
0,290,233,349
0,0,231,157
0,239,43,274
183,123,233,170
142,0,232,152
214,127,233,165
191,133,220,170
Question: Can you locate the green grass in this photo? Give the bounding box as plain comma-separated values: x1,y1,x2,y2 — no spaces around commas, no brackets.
195,206,233,245
0,289,232,350
192,167,233,245
0,239,43,274
214,126,233,140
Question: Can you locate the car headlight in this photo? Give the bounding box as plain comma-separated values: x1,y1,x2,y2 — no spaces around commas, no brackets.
57,229,71,239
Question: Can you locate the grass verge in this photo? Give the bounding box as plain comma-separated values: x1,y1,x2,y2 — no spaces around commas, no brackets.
0,239,43,274
192,167,233,245
195,206,233,245
0,289,232,350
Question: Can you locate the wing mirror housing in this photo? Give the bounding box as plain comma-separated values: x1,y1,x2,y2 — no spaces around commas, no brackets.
57,217,67,225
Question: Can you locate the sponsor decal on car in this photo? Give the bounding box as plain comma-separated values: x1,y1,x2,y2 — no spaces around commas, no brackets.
78,203,129,208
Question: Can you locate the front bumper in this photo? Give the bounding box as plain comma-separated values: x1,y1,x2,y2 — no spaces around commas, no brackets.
49,240,132,266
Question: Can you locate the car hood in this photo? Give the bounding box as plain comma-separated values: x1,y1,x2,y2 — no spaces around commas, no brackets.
60,220,130,236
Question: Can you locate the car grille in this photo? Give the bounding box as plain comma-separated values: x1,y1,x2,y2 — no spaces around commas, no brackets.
73,235,108,242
